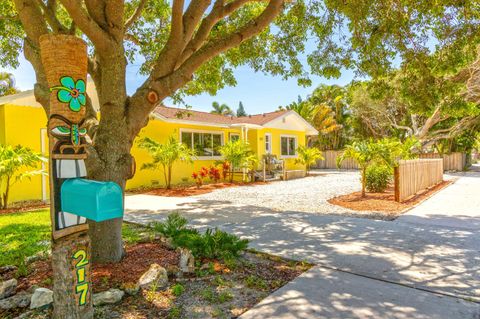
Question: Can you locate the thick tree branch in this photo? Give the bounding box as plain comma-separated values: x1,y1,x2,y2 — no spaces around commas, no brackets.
59,0,115,52
125,0,148,29
35,0,67,32
178,0,251,65
182,0,211,44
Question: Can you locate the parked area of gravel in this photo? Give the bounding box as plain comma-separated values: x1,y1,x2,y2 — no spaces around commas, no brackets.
125,170,399,222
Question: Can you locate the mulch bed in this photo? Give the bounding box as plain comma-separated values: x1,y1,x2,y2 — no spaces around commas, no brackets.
0,201,49,215
2,241,310,319
328,180,452,220
128,181,268,197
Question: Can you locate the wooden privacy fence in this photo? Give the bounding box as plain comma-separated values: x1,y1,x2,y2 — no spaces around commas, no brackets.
418,152,466,171
394,159,443,202
314,150,359,169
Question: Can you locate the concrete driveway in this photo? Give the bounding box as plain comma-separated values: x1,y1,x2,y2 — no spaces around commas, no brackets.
397,170,480,230
124,170,480,318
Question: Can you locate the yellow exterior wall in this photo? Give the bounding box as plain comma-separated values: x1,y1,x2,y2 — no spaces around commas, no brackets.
255,128,306,170
1,104,48,204
126,120,246,190
2,103,308,203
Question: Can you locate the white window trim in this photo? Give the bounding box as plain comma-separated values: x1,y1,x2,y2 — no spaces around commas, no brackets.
280,134,298,158
265,133,272,154
180,128,225,160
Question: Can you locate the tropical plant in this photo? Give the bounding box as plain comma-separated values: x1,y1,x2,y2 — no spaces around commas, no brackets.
280,96,319,123
295,146,324,175
192,167,208,188
337,140,385,197
0,144,46,209
0,72,18,97
218,140,256,182
138,136,195,189
365,164,392,193
211,102,234,116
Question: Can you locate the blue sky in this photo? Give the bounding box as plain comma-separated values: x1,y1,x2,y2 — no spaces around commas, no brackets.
5,53,357,114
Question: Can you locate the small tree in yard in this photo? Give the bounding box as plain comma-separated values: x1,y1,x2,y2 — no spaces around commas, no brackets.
295,146,323,175
0,145,46,209
337,140,385,198
138,136,195,189
219,140,256,182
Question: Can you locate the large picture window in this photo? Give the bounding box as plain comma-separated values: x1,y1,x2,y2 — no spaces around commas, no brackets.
181,131,223,158
280,136,297,157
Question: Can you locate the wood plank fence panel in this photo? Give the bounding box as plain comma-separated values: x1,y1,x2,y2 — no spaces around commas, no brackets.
314,150,359,169
394,159,443,202
418,152,465,171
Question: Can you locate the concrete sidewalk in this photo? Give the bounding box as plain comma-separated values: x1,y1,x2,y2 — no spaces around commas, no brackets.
240,266,479,319
396,171,480,230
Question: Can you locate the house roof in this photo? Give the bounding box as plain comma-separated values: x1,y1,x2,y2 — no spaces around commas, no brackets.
153,106,289,125
153,106,318,135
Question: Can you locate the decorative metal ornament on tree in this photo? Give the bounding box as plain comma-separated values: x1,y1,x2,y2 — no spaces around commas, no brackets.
39,34,93,319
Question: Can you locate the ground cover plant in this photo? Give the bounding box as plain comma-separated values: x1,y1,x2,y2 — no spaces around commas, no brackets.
0,209,310,319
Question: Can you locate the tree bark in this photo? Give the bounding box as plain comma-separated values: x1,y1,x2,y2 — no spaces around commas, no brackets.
361,168,366,197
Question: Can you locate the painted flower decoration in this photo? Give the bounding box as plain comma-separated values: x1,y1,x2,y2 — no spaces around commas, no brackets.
50,76,86,112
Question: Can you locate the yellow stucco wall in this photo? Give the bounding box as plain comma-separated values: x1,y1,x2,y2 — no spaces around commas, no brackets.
1,104,48,204
2,103,307,203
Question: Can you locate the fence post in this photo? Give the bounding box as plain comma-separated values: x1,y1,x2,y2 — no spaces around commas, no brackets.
394,166,400,202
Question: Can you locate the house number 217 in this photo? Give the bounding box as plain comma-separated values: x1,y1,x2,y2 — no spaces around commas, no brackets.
73,249,89,306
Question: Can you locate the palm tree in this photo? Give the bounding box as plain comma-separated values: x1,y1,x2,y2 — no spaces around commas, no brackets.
138,136,195,189
337,140,383,197
281,96,318,123
295,146,324,175
219,140,257,182
211,101,234,115
0,144,46,209
0,72,18,97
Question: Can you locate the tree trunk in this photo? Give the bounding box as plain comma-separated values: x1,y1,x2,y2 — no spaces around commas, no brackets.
3,177,10,209
361,168,366,197
167,165,172,189
87,50,134,264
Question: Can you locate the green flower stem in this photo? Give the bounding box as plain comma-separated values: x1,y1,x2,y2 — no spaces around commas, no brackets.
50,86,73,93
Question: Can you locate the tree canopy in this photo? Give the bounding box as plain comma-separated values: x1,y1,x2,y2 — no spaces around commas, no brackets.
3,0,480,262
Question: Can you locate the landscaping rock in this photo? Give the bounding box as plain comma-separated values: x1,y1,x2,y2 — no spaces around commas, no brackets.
123,283,140,296
138,263,168,290
179,248,195,274
30,288,53,309
93,289,124,306
0,278,17,300
0,265,17,275
0,292,31,309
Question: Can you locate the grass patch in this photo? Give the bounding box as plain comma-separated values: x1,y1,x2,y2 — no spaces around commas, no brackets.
0,209,51,267
0,209,152,267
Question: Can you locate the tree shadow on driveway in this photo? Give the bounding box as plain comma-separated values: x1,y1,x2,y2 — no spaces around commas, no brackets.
124,199,480,303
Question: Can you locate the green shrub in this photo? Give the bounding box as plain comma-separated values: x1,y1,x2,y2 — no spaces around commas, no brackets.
152,213,249,261
171,283,185,296
365,165,392,193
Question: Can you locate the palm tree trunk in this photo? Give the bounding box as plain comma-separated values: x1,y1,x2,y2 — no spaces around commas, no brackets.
167,165,172,189
162,164,168,189
361,168,366,197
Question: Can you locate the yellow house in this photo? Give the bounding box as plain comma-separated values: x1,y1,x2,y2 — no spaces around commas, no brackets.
0,84,317,205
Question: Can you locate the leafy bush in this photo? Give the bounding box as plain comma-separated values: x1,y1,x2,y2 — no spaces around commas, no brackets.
151,213,249,261
365,165,392,193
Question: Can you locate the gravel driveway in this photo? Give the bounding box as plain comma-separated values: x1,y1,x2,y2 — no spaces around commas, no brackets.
196,170,361,215
124,170,379,225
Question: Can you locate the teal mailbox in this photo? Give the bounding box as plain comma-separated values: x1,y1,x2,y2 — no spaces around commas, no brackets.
61,178,123,222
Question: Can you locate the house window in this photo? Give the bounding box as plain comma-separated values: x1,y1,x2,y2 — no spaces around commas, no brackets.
280,136,297,157
181,131,223,158
229,133,240,142
265,133,272,154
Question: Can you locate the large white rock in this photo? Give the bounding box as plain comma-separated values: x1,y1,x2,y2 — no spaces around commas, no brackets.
29,288,53,309
178,248,195,274
92,288,124,306
0,292,31,309
138,264,168,290
0,278,17,300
